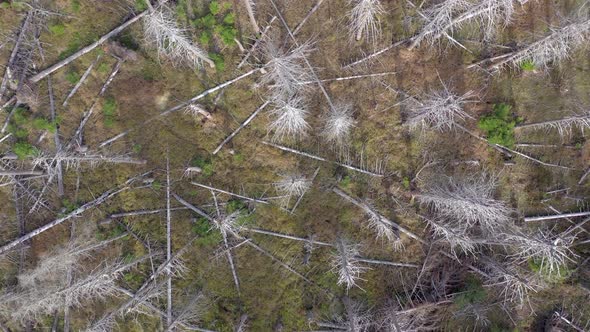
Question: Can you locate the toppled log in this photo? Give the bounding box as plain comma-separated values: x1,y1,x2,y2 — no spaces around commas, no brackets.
99,67,261,147
0,170,43,176
245,227,332,246
191,182,269,204
29,11,148,83
332,187,424,243
212,100,270,155
262,141,384,177
0,12,33,101
0,172,148,255
524,211,590,222
62,54,102,107
48,76,64,196
242,0,260,33
165,156,173,329
292,0,325,35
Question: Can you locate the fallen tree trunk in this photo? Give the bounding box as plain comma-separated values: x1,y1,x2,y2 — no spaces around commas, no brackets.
29,11,148,83
0,172,147,255
524,211,590,222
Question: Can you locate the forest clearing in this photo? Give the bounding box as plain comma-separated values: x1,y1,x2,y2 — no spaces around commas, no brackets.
0,0,589,330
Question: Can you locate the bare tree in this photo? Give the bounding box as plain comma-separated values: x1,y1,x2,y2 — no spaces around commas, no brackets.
515,110,590,138
273,174,312,208
405,86,475,132
425,217,478,256
416,174,512,233
323,102,356,146
490,16,590,70
347,0,385,42
268,95,310,141
143,7,213,68
506,229,578,274
331,238,369,290
482,259,544,307
259,36,314,101
410,0,517,49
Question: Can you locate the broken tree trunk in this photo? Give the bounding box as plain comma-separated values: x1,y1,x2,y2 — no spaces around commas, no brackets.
99,67,261,147
0,11,32,102
191,182,269,204
29,11,147,83
165,155,173,329
62,54,102,107
332,187,424,243
242,0,260,34
47,76,64,197
262,141,384,177
0,172,147,255
524,211,590,222
212,100,270,155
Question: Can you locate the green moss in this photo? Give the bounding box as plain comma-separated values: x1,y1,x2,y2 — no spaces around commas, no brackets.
48,23,66,36
70,0,80,12
134,0,148,11
103,97,117,116
151,181,162,191
65,71,80,84
477,103,517,148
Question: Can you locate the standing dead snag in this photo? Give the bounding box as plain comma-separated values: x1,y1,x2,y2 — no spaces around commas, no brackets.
347,0,385,42
273,174,312,208
268,96,310,141
404,85,475,133
331,238,368,290
323,102,356,146
143,6,213,68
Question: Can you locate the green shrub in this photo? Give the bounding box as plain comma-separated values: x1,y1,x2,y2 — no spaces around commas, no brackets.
209,52,225,71
199,31,212,45
209,0,220,15
151,181,162,191
65,71,80,84
218,25,237,45
520,59,535,71
477,103,517,148
453,276,486,308
49,23,66,36
339,175,351,188
97,62,110,74
223,12,235,25
13,142,36,159
226,199,247,213
191,156,215,176
32,118,56,133
402,176,410,190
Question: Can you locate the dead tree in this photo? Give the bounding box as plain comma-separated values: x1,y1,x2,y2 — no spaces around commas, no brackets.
410,0,517,49
347,0,384,42
331,238,369,290
481,259,544,307
268,95,310,141
273,174,312,208
506,229,578,274
143,6,213,68
318,297,372,331
241,0,260,33
515,111,590,138
165,156,173,329
416,174,512,233
166,291,208,331
62,54,102,107
213,101,271,154
323,102,356,146
0,171,149,255
404,86,475,132
488,16,590,70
